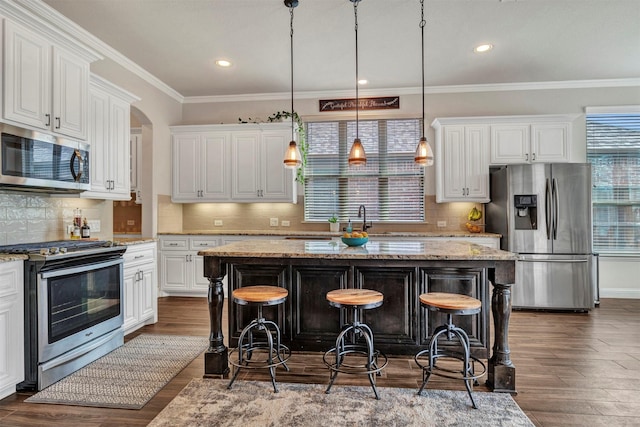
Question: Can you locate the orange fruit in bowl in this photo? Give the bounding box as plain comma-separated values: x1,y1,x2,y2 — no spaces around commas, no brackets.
343,232,351,238
361,232,368,237
352,231,362,238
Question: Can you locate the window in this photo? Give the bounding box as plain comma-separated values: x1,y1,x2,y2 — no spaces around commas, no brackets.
586,112,640,253
304,118,424,222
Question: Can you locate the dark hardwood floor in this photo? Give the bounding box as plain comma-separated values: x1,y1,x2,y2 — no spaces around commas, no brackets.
0,297,638,426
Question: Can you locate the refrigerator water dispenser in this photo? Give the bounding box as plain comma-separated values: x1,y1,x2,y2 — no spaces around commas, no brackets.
514,194,537,229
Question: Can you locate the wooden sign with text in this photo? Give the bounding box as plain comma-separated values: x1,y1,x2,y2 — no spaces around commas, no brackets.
319,97,400,112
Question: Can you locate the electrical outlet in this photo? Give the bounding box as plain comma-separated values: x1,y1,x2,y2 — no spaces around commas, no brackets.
281,220,290,227
269,218,279,227
88,220,101,232
437,221,447,228
214,220,223,226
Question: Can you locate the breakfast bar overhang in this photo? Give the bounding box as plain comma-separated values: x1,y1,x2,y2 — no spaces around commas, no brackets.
200,239,518,393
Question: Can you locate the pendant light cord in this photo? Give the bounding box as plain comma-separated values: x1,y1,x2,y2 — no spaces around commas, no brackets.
420,0,426,139
354,0,360,140
290,5,295,142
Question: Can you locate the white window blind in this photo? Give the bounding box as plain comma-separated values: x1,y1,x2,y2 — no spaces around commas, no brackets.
304,119,425,222
586,113,640,253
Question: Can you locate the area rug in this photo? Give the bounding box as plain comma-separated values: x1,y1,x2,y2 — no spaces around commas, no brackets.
26,334,208,410
148,379,534,427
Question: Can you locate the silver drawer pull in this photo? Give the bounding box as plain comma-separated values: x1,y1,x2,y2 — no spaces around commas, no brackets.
168,243,179,246
134,255,145,259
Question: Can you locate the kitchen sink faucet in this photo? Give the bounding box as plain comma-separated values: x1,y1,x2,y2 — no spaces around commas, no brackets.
358,205,372,232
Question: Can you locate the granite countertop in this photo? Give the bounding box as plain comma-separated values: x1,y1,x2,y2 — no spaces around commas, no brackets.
161,230,501,238
113,237,156,246
0,254,28,263
198,239,516,261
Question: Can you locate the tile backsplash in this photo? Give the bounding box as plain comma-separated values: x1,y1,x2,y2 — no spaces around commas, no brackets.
165,195,483,234
0,192,112,245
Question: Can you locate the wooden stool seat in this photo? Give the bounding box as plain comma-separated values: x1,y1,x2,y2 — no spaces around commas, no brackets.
419,292,481,314
326,289,383,309
233,285,288,306
415,292,485,409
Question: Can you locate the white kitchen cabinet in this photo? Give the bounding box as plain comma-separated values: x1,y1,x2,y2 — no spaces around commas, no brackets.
82,75,138,200
0,260,24,400
2,19,91,140
172,131,231,202
170,123,295,203
130,129,142,203
159,236,219,296
433,121,490,203
122,242,157,335
490,121,571,164
231,129,294,202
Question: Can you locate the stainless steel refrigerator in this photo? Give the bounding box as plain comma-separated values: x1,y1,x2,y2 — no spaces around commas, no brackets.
486,163,594,311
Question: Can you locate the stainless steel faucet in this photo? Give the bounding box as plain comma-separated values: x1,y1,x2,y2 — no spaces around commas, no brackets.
358,205,372,232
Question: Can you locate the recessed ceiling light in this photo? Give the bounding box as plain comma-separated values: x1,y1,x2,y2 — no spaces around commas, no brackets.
474,44,493,53
215,59,232,67
358,79,368,85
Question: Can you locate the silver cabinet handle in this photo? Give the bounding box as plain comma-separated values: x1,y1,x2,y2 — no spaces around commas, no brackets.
134,255,144,259
525,153,529,162
168,242,178,246
55,117,61,129
45,114,51,126
532,153,536,161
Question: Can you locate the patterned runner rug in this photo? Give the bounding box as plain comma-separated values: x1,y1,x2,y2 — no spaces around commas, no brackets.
26,334,208,410
149,378,534,427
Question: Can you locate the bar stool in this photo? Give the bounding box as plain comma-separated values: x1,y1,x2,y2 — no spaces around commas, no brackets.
323,288,388,400
414,292,486,408
227,285,290,393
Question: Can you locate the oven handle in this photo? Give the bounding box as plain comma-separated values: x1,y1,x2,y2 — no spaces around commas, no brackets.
40,257,123,279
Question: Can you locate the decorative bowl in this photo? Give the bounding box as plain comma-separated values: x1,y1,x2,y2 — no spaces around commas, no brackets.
341,237,369,247
465,222,484,233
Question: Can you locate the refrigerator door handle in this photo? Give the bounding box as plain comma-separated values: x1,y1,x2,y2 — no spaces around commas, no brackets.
552,178,559,240
519,258,588,264
545,178,552,239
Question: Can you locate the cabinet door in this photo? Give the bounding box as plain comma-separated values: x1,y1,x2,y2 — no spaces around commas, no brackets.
172,134,201,201
130,133,141,190
261,130,294,201
531,123,570,163
440,126,467,200
231,131,261,200
139,265,156,322
201,132,231,200
52,46,88,139
193,253,212,291
159,252,190,292
490,124,530,165
465,125,490,201
87,87,111,193
109,96,131,198
0,261,24,399
122,267,139,332
3,20,51,130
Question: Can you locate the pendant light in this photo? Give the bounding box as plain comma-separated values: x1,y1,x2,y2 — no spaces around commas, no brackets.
283,0,302,169
348,0,366,167
414,0,434,167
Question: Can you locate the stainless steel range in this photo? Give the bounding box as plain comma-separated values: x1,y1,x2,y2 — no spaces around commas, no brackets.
0,240,126,390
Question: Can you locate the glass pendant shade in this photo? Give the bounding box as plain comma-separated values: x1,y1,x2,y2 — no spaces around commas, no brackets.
348,138,367,166
414,136,434,167
283,140,302,169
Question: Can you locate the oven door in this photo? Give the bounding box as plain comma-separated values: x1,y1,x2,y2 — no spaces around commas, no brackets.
37,257,124,363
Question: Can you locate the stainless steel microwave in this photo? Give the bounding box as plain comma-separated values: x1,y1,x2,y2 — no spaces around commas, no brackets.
0,124,90,193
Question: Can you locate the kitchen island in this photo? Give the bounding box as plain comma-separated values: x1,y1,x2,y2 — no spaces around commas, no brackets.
200,239,518,393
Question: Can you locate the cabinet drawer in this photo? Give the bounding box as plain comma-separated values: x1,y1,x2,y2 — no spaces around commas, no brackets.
190,238,220,250
160,238,189,250
123,245,156,265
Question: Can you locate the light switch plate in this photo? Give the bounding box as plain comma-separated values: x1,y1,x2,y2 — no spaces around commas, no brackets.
281,220,290,227
437,221,447,227
270,218,279,227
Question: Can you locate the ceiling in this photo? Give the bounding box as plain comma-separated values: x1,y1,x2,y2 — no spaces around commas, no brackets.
41,0,640,99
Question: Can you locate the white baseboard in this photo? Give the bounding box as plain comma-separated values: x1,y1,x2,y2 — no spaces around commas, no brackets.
599,288,640,299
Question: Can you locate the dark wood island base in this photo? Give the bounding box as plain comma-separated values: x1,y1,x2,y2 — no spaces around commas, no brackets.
200,239,518,393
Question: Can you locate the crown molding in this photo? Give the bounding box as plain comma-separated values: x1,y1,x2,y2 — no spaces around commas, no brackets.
7,1,639,106
184,78,640,104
